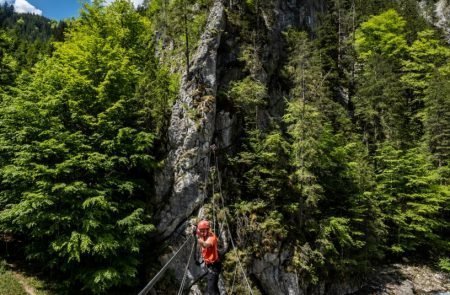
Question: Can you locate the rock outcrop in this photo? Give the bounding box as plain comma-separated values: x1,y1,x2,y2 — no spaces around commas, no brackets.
421,0,450,42
354,264,450,295
155,0,226,238
434,0,450,42
252,251,300,295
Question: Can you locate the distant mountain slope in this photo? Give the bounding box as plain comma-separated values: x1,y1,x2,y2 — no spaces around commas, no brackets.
0,3,66,68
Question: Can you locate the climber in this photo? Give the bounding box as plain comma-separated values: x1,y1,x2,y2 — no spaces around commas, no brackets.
193,220,221,295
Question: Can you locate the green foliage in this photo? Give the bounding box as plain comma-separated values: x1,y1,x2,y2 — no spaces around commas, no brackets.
226,28,389,287
438,257,450,273
0,3,62,69
316,0,360,102
227,4,450,292
234,200,288,255
422,70,450,167
222,249,258,294
401,30,450,96
353,55,409,148
291,242,324,285
375,144,449,255
0,1,164,293
355,9,407,61
228,77,267,125
239,43,264,78
229,130,290,253
0,30,18,89
317,217,364,262
394,0,429,44
283,30,332,228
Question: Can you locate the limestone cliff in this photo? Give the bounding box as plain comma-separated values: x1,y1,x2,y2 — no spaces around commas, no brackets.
155,0,225,238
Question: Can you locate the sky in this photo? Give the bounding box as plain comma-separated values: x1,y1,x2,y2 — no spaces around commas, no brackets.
0,0,145,20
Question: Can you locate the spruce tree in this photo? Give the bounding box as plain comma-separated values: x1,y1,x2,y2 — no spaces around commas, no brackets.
0,30,18,90
375,144,448,256
354,9,412,148
423,70,450,170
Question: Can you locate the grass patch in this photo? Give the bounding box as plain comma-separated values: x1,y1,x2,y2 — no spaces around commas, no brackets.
0,259,53,295
0,271,27,295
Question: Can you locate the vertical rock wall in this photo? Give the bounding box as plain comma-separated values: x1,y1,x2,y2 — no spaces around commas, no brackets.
155,0,226,238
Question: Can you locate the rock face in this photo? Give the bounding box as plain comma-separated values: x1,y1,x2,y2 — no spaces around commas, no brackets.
354,264,450,295
155,0,226,238
420,0,450,42
433,0,450,42
252,251,301,295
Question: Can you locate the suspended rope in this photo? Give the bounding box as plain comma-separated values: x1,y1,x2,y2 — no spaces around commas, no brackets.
212,148,255,295
210,147,225,247
138,142,258,295
228,262,239,294
211,145,217,234
183,271,208,293
202,147,213,209
212,176,217,234
138,236,193,295
177,237,196,295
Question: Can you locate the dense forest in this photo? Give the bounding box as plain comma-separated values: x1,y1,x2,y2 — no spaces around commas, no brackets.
0,0,449,294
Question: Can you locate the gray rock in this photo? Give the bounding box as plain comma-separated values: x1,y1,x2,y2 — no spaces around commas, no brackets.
215,110,235,150
252,250,302,295
435,0,450,42
155,0,226,238
420,0,450,43
355,264,450,295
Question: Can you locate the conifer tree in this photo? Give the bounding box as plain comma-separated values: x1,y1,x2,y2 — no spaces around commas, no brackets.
423,70,450,169
283,30,329,229
0,30,18,90
375,144,448,256
231,130,290,254
283,29,383,281
354,9,411,148
401,30,450,97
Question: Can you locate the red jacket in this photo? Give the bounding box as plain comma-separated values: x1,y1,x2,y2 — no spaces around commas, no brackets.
199,232,219,264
